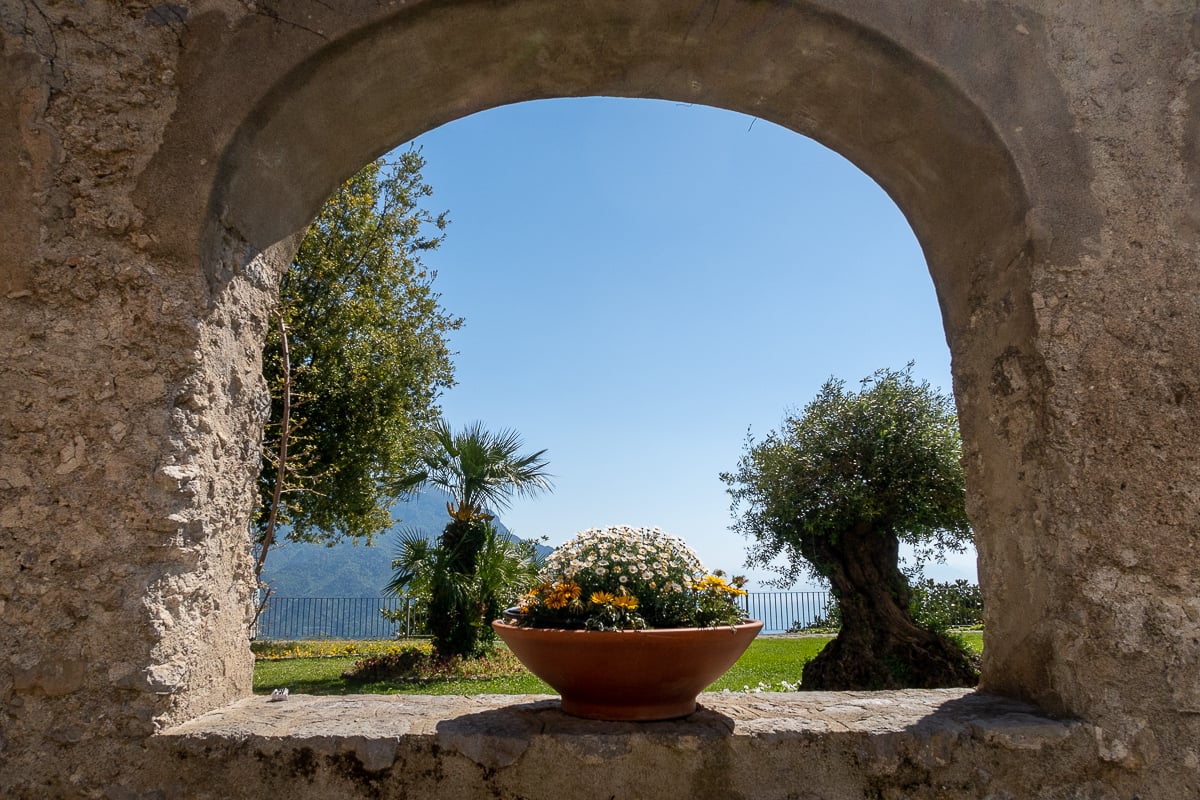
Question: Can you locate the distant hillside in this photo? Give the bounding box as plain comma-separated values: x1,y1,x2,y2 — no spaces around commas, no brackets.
259,489,550,598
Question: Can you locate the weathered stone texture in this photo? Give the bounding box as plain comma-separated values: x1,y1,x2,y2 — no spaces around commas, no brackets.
154,691,1121,800
0,2,261,793
1,0,1197,797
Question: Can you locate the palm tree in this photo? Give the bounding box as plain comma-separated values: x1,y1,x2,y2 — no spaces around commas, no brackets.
395,419,553,518
388,420,552,657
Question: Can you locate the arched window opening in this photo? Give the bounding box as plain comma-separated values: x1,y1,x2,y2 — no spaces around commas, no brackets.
250,97,979,692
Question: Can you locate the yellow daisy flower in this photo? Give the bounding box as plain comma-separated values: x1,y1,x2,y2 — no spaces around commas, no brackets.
612,594,639,611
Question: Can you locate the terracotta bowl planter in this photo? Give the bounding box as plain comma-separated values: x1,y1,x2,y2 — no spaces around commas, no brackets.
492,618,763,721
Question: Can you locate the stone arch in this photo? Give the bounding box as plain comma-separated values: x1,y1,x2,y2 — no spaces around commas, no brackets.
192,0,1058,708
9,1,1199,796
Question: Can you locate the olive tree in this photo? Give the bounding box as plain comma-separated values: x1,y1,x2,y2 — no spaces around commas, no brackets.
721,366,977,689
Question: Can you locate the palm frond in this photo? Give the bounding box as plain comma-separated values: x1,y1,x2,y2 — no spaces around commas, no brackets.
384,528,434,595
392,418,552,517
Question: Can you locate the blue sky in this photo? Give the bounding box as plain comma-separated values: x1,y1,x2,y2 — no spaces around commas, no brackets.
401,96,977,589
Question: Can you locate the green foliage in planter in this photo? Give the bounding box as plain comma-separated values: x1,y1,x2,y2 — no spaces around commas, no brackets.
517,526,747,631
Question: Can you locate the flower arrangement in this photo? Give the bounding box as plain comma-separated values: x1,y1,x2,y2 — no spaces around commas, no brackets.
511,525,748,631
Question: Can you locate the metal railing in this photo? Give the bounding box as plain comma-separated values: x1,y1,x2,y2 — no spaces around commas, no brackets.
739,591,838,634
251,592,838,640
251,586,985,641
251,596,424,641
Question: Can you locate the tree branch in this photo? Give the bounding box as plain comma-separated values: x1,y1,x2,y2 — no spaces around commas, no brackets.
255,311,293,581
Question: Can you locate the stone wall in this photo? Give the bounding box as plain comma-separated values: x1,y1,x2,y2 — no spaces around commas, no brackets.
1,1,1197,797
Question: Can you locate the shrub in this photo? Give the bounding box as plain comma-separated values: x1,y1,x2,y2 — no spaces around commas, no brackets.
909,579,984,630
788,580,983,633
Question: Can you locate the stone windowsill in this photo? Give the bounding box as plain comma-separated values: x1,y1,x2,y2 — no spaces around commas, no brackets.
159,690,1091,780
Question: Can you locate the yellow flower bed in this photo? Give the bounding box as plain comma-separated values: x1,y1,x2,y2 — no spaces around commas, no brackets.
251,639,433,661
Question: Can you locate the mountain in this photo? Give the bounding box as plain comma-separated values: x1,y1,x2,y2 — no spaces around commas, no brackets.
259,488,550,598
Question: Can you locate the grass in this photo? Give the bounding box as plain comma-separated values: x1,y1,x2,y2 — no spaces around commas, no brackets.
253,632,984,696
254,653,555,696
706,636,827,692
955,630,984,656
253,639,555,695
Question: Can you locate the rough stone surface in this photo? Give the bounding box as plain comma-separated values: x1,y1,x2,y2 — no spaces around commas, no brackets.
1,0,1198,797
155,690,1112,799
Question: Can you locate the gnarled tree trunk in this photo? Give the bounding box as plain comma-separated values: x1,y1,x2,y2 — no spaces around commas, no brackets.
802,522,978,690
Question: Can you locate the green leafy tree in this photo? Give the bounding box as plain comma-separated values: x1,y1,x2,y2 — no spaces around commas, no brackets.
254,151,462,614
721,365,977,689
387,420,552,658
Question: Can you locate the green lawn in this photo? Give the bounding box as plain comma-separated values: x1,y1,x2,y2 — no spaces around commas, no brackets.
253,632,983,696
254,654,554,695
